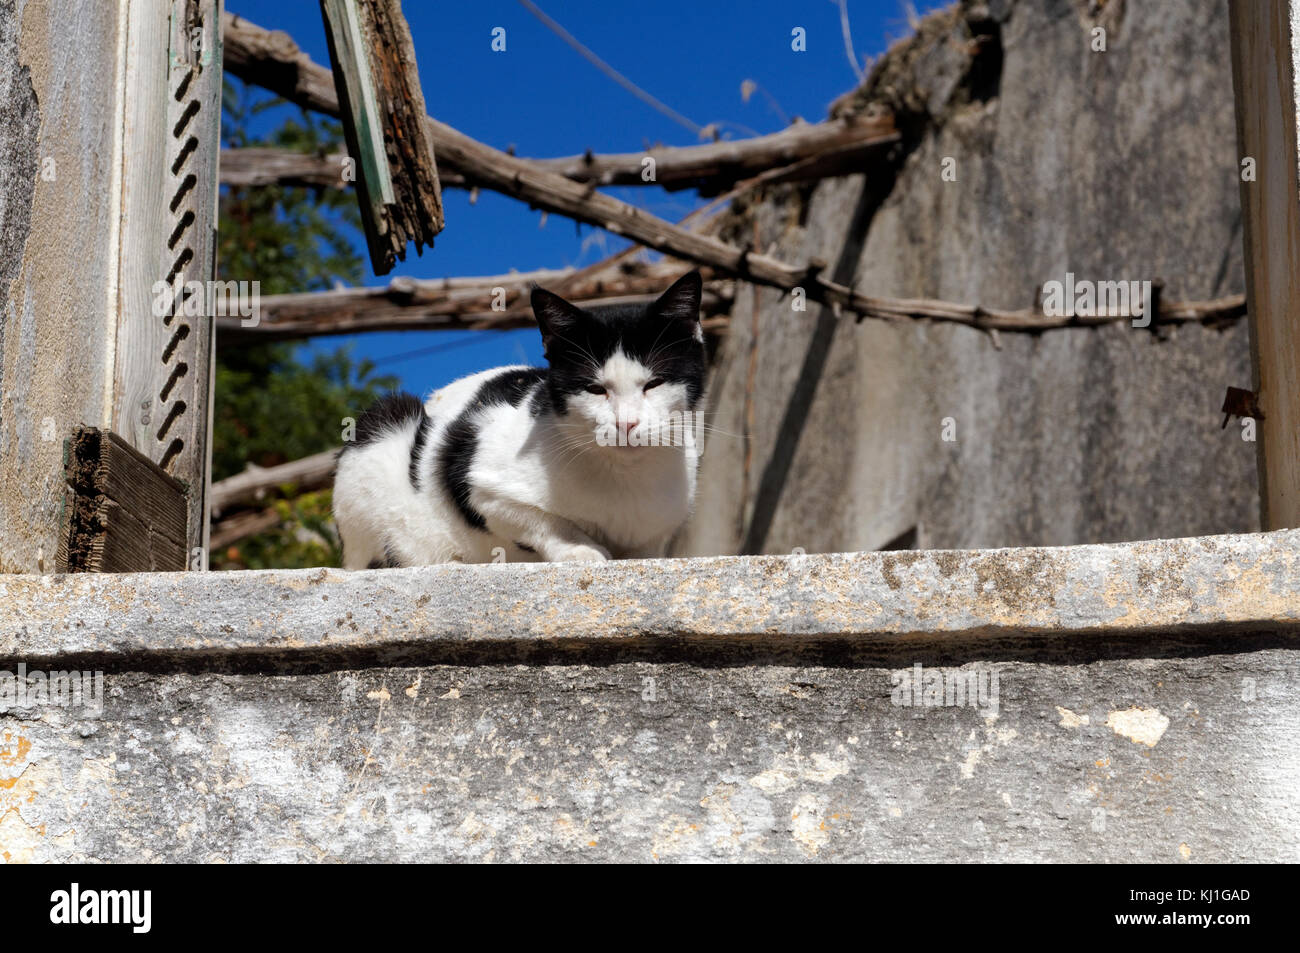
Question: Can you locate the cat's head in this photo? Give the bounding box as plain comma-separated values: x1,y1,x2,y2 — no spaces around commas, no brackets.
531,271,706,449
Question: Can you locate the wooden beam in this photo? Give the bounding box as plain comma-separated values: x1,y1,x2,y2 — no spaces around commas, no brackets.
1228,0,1300,529
215,274,1243,344
318,0,444,274
220,147,469,189
221,147,353,189
220,14,897,196
210,508,283,551
58,429,189,573
216,263,734,342
509,116,896,195
219,14,896,316
210,449,338,516
219,133,894,197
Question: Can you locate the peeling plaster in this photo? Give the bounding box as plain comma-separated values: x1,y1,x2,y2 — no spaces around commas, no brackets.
1106,707,1171,747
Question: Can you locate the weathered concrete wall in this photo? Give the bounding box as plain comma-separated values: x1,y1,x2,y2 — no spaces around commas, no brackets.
2,531,1297,861
679,0,1258,557
0,0,123,573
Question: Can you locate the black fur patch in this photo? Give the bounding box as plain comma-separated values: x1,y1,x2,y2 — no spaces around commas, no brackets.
367,544,403,569
341,392,425,456
409,413,433,489
439,368,546,532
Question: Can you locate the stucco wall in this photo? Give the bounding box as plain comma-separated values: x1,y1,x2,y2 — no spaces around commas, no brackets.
678,0,1258,557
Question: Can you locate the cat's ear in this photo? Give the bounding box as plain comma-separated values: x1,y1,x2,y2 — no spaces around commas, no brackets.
531,287,584,355
651,271,703,329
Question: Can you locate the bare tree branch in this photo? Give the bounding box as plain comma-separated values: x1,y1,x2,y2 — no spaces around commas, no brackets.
221,13,899,317
220,14,1248,335
221,147,347,188
210,508,284,550
220,147,470,190
219,120,896,194
222,13,340,114
218,265,1244,345
219,13,897,193
217,262,734,344
210,449,338,516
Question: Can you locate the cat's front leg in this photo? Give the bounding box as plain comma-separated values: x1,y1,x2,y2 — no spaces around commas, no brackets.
478,498,610,563
545,539,612,562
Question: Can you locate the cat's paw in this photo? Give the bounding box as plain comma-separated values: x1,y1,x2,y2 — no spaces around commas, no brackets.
551,541,611,562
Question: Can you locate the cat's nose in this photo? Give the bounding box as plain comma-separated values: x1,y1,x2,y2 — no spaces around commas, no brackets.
618,416,639,433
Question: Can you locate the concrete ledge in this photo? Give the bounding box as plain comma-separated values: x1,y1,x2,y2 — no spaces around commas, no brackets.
3,529,1298,666
3,531,1298,861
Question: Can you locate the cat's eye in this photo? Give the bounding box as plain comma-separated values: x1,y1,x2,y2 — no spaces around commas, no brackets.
643,378,666,392
584,384,607,396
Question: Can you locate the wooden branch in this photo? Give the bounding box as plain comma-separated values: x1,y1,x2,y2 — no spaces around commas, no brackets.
848,292,1247,331
528,116,897,194
222,13,340,114
222,134,893,195
319,0,444,274
58,428,189,573
219,270,1242,343
210,449,339,516
221,14,895,313
221,147,350,188
217,262,734,343
220,15,1249,336
210,508,283,551
221,14,896,196
220,147,468,189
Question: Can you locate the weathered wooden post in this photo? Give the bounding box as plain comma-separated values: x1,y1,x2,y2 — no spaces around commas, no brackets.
1229,1,1300,529
0,0,221,573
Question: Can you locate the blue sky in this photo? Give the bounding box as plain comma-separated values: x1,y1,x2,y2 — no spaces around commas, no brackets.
227,0,943,395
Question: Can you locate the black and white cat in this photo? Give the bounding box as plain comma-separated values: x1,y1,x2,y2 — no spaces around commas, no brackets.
333,271,706,567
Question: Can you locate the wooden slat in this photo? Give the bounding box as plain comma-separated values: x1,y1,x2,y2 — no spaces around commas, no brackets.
59,429,188,573
319,0,444,274
112,0,220,563
1228,0,1300,528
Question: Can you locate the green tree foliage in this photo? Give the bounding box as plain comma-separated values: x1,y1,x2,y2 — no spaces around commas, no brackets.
213,81,398,569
